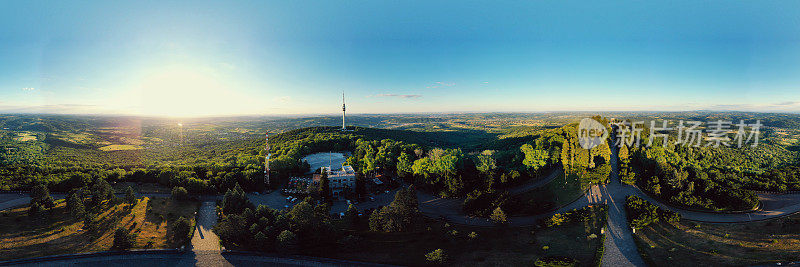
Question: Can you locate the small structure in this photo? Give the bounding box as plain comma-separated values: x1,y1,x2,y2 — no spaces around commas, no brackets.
314,165,356,198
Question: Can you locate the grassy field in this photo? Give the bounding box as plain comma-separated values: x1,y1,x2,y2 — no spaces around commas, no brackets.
0,197,198,260
98,144,143,151
506,172,585,215
311,210,605,266
13,132,37,142
634,215,800,266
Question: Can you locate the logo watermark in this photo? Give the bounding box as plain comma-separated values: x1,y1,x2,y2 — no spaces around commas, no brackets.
578,118,762,149
578,118,609,149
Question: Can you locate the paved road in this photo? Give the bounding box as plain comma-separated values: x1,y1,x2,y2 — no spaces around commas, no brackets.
191,201,231,266
599,146,646,267
0,193,30,211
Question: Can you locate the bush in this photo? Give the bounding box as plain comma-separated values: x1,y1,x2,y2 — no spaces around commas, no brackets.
626,195,681,229
534,256,578,267
468,231,478,239
171,217,192,244
490,207,507,224
171,187,189,201
112,227,137,250
276,230,297,252
593,233,606,267
545,213,568,227
425,248,448,264
124,186,137,205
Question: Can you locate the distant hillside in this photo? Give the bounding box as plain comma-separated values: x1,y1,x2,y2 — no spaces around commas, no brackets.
270,126,497,151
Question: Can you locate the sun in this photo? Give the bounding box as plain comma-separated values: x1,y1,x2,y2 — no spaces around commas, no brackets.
138,66,245,117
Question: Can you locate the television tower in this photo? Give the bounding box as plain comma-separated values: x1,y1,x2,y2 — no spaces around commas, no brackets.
341,92,346,131
264,132,270,189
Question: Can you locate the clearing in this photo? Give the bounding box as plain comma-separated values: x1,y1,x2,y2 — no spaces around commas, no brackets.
0,197,198,261
634,214,800,266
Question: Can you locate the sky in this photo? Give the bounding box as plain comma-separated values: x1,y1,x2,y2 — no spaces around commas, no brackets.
2,1,800,116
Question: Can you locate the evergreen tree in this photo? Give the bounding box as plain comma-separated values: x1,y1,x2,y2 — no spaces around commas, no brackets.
124,186,137,205
30,182,55,209
490,207,507,224
112,227,136,250
221,183,253,215
66,192,85,217
319,172,331,201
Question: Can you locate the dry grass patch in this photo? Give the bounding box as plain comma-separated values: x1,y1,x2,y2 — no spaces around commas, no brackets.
98,144,143,151
312,213,604,266
634,216,800,266
0,197,198,261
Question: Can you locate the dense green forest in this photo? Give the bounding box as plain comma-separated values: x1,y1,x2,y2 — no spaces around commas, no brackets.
618,119,799,211
2,113,799,216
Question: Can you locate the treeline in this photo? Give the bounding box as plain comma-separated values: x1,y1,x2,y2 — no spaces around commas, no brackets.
214,184,336,252
621,125,764,211
214,184,420,252
464,117,615,217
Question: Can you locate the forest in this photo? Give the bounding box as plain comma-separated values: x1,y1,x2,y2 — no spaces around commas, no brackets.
2,113,799,215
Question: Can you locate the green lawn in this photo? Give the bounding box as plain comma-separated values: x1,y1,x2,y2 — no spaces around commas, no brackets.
505,172,585,215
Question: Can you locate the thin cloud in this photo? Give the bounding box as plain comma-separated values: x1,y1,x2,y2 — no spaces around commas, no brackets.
22,87,35,91
426,81,456,88
370,94,423,99
775,101,800,106
274,96,291,103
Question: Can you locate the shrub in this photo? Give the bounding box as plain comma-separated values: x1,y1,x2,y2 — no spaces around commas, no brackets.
276,230,297,252
626,195,681,229
534,256,578,267
171,187,189,201
425,248,448,264
545,213,568,227
490,207,507,224
593,233,606,267
468,231,478,239
171,217,192,244
112,227,137,250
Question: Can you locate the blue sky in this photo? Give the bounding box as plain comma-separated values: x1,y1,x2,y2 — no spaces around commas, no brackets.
1,1,800,116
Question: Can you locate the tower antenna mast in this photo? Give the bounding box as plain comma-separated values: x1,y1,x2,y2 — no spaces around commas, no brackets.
264,132,270,190
341,91,346,131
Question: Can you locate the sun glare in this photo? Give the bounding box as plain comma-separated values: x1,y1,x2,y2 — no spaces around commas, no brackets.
138,66,249,117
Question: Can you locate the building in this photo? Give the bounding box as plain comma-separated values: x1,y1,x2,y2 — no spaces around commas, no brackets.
314,165,356,198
